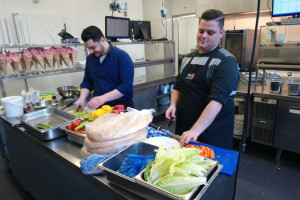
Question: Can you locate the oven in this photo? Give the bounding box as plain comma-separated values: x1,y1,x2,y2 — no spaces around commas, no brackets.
220,29,258,71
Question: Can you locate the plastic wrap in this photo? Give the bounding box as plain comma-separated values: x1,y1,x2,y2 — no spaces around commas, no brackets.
85,109,153,142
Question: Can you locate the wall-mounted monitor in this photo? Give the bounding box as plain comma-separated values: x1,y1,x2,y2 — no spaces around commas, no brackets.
272,0,300,17
105,16,130,42
130,21,152,41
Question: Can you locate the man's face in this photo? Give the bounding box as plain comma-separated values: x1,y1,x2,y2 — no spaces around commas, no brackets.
197,19,224,54
84,39,104,57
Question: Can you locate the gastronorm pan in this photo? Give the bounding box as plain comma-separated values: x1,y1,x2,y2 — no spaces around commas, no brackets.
99,142,221,200
59,120,86,145
17,108,78,140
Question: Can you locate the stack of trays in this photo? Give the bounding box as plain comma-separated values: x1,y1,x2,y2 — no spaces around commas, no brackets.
99,142,222,200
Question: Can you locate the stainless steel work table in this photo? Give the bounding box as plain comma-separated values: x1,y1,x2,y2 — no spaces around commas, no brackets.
237,80,300,102
0,115,236,200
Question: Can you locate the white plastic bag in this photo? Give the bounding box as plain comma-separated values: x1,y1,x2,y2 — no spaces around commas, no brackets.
85,109,154,142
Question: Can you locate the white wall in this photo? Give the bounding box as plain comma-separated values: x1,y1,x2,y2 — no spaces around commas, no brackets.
195,0,269,16
172,0,195,16
143,0,174,77
0,0,144,98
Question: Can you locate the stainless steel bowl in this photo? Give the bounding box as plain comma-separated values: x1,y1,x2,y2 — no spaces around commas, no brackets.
33,100,58,110
57,86,77,98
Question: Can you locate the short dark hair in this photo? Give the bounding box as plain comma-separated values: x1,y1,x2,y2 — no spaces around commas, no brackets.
81,26,104,42
200,9,224,30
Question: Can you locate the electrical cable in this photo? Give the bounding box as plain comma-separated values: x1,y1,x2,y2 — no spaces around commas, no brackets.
161,17,167,39
232,0,260,199
165,17,168,39
267,0,274,22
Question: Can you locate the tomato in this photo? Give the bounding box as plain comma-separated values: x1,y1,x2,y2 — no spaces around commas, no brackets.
66,125,72,130
112,110,120,114
75,129,86,134
71,120,81,131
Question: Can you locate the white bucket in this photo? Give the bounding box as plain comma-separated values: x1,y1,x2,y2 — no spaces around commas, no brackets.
1,96,24,117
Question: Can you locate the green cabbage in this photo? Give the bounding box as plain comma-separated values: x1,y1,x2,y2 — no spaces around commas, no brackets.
154,176,207,195
145,146,214,195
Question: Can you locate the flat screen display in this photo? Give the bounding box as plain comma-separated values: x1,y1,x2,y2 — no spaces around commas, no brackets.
272,0,300,17
130,21,152,41
105,16,130,41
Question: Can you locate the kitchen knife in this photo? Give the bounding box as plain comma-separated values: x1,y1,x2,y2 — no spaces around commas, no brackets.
167,116,174,127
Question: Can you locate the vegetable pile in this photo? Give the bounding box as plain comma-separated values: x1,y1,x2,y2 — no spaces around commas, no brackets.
71,110,93,121
185,144,215,159
143,146,215,195
66,120,88,134
91,105,124,119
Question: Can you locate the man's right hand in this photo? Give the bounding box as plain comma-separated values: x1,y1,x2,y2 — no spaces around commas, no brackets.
74,98,85,111
165,105,176,120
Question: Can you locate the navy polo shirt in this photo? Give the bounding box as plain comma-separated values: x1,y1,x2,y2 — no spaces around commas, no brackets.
80,45,134,104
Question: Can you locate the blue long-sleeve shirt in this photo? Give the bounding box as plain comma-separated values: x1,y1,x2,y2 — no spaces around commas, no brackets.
80,45,134,105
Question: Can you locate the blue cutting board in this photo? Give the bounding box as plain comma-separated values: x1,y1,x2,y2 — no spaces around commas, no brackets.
188,141,239,177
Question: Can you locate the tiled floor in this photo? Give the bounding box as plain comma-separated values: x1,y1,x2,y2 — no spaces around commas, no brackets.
0,115,300,200
234,142,300,200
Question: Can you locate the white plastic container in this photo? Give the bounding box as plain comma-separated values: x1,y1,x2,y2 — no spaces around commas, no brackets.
1,96,24,117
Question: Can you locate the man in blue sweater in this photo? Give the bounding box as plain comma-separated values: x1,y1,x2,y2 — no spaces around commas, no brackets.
74,26,134,110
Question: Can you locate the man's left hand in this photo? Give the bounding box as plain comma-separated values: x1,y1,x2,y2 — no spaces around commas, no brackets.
180,129,199,147
87,96,105,110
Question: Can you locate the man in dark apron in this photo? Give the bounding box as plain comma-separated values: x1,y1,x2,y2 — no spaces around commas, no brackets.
166,9,240,150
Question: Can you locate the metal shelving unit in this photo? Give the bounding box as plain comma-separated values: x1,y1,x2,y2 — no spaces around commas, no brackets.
134,58,173,68
1,68,85,82
0,43,86,97
112,40,176,111
0,43,83,49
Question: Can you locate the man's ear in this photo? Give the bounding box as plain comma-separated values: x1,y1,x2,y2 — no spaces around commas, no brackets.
100,37,106,42
220,29,225,38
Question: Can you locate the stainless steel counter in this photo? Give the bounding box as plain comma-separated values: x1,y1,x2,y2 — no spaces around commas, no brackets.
0,115,144,200
0,115,235,200
237,80,300,102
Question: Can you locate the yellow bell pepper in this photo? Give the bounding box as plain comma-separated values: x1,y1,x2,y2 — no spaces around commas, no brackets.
101,105,113,113
91,108,106,119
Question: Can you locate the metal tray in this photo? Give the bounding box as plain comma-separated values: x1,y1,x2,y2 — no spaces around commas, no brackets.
59,120,86,145
99,142,221,200
17,108,79,140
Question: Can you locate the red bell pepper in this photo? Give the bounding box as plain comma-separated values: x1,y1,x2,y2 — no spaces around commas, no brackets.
114,105,124,112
